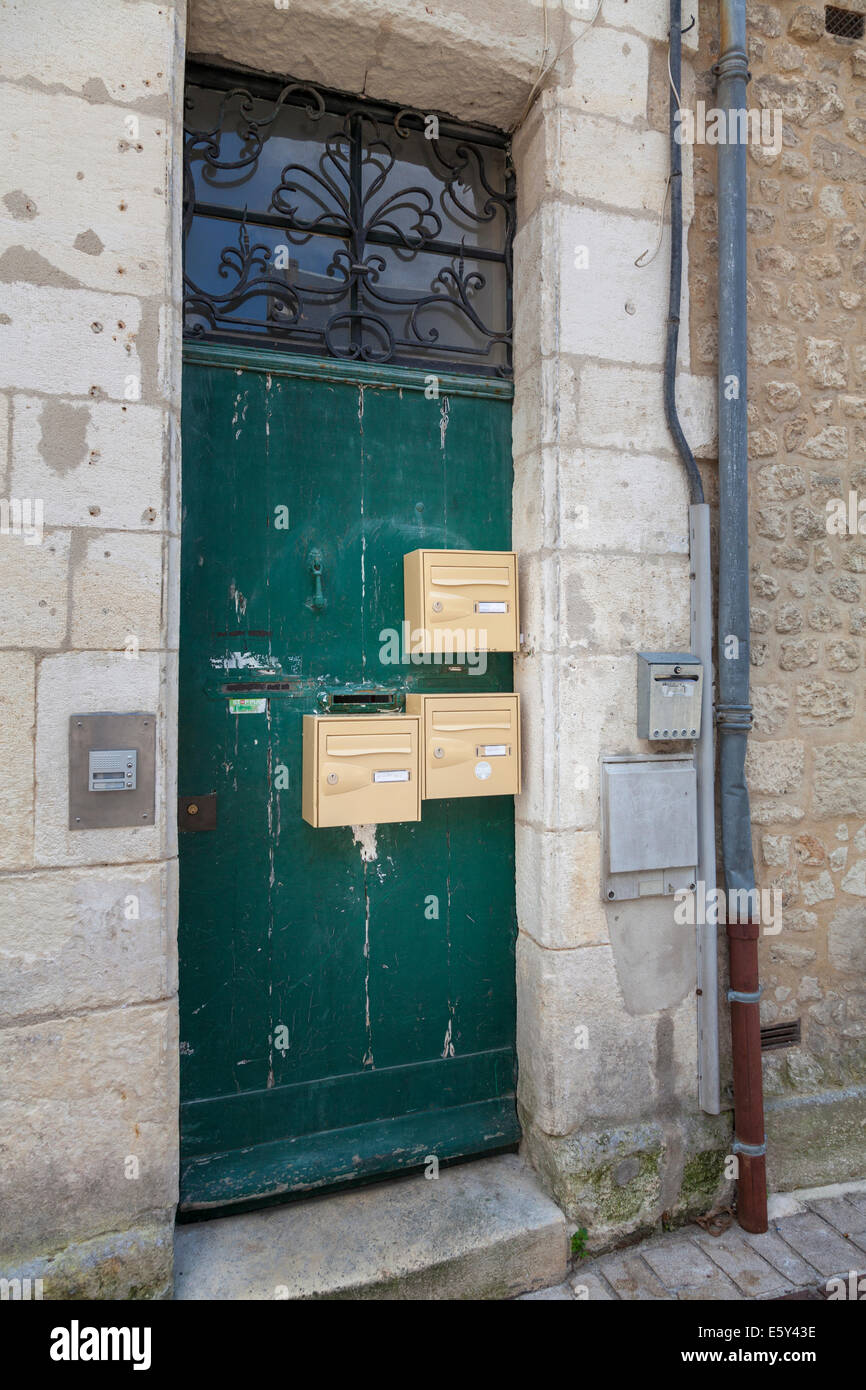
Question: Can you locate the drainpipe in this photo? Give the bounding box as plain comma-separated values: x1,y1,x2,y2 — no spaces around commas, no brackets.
666,0,720,1116
716,0,768,1233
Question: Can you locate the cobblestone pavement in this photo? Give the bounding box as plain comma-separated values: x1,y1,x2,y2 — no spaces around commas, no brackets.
520,1182,866,1301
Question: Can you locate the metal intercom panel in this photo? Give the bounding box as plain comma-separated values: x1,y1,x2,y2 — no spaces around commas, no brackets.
601,754,698,901
88,749,137,792
69,713,156,829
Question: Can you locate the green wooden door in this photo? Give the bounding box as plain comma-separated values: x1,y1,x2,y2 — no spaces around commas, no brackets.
178,343,519,1211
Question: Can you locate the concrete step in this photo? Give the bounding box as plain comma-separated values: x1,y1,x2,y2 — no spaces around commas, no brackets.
174,1154,568,1300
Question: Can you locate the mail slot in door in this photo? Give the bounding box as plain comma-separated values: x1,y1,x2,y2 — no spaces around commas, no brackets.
301,714,421,827
405,693,521,799
403,549,519,652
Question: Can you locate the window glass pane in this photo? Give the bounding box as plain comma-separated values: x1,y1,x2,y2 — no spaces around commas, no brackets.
184,214,351,343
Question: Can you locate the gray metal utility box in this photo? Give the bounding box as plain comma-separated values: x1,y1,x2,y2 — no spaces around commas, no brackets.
601,754,698,901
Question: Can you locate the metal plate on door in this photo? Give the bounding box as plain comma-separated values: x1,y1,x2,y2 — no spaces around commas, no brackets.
179,794,217,831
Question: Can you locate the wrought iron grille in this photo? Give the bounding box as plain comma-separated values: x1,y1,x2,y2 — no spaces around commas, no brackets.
825,6,865,39
182,65,515,375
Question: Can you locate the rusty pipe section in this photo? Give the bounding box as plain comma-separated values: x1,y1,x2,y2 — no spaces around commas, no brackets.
727,920,768,1231
716,0,768,1233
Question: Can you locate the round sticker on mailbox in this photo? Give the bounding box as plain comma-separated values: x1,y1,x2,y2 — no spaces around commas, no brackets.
475,760,493,781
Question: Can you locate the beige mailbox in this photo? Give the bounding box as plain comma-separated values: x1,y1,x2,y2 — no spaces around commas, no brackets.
405,692,521,800
403,549,519,653
302,714,421,827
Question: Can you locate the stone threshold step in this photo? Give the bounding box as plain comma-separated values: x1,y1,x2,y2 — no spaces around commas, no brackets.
173,1153,568,1300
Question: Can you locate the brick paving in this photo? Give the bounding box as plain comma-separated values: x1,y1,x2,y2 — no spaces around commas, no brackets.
520,1182,866,1301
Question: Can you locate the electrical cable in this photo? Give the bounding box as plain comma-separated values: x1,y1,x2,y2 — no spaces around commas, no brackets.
635,175,672,268
664,0,704,506
635,42,684,266
512,0,604,132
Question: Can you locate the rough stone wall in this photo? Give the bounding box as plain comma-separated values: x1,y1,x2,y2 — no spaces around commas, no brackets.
690,0,866,1189
0,0,186,1295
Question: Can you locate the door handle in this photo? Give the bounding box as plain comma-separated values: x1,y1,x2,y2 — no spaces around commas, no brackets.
306,548,326,611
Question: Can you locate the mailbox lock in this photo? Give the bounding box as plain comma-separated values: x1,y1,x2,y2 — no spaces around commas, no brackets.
431,600,443,613
187,803,199,816
327,772,339,785
433,746,445,759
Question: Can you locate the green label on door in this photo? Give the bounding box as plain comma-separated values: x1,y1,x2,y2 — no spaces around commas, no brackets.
229,698,267,714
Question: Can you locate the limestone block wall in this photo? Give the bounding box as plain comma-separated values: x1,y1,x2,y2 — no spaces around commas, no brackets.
690,0,866,1190
188,0,543,130
511,3,734,1246
0,0,186,1296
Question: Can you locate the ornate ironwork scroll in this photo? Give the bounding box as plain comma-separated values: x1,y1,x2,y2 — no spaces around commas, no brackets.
183,65,515,375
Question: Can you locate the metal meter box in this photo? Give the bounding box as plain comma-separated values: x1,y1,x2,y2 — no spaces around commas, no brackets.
69,713,156,829
302,713,421,827
403,549,519,652
636,652,703,741
405,692,521,799
601,754,698,901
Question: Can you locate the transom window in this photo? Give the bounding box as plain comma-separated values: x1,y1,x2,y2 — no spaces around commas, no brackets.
183,65,515,376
